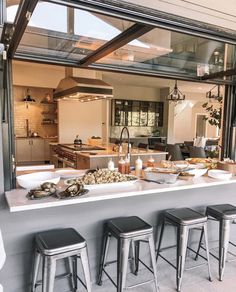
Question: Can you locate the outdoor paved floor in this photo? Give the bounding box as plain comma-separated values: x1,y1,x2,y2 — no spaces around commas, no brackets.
91,253,236,292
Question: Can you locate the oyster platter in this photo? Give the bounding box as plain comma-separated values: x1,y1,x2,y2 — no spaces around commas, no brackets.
64,169,138,190
26,169,138,200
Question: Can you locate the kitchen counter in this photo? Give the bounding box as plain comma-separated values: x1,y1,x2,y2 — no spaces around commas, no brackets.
5,174,236,212
51,143,168,169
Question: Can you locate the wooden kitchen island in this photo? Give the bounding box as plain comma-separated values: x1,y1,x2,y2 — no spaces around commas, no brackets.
50,143,168,169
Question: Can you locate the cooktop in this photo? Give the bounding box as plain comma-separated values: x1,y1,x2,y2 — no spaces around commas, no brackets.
59,144,106,151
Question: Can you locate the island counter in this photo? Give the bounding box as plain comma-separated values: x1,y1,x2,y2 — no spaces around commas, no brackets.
3,174,236,292
50,143,168,169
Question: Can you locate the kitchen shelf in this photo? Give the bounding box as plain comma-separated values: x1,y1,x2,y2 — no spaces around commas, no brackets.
40,101,57,104
41,111,57,115
41,122,58,125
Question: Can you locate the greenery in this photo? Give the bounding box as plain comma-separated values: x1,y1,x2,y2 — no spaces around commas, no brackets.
202,95,223,128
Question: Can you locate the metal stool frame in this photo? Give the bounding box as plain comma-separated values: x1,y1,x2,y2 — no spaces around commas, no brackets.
97,220,159,292
156,213,212,292
31,230,91,292
195,205,236,281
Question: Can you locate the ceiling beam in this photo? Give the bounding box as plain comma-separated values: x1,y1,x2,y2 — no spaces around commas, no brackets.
200,68,236,80
79,23,153,66
7,0,38,59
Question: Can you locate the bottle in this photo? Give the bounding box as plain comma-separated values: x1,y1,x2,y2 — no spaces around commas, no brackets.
135,156,143,177
108,158,115,171
125,156,130,174
118,157,125,174
147,156,155,168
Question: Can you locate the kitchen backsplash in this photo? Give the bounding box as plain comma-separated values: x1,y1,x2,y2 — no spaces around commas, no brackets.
14,86,58,138
110,126,164,138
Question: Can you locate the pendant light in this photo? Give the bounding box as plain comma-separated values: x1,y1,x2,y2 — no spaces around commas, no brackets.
166,80,185,102
206,85,222,101
23,88,36,102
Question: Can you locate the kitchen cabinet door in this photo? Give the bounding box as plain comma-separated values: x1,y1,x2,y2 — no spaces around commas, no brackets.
31,139,45,161
16,139,32,162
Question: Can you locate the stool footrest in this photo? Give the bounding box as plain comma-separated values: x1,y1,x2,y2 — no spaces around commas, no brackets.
126,279,154,289
35,272,72,287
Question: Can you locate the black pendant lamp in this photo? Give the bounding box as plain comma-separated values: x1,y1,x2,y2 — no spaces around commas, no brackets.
23,88,36,102
206,85,222,101
166,80,185,102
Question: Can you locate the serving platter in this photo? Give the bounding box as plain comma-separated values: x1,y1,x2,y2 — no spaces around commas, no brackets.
55,169,85,179
64,176,138,190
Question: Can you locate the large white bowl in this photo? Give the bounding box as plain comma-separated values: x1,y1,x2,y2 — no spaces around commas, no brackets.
208,169,232,180
16,171,60,189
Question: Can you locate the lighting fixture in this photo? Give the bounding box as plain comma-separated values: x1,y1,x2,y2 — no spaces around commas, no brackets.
206,85,222,101
166,80,185,102
23,88,35,102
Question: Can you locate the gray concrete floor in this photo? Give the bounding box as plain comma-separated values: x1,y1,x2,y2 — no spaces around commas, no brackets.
91,253,236,292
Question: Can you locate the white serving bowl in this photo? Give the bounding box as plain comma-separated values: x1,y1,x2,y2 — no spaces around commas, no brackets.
186,168,208,178
208,169,232,180
16,171,60,189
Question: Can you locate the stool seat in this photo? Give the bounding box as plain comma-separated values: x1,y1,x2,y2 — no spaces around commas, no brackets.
36,228,86,256
107,216,153,238
165,208,207,225
206,204,236,220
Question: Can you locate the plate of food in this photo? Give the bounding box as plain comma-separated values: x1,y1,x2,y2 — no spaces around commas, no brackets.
64,169,138,189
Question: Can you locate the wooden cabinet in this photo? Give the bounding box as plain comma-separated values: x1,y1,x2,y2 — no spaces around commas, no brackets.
111,99,164,127
16,138,45,163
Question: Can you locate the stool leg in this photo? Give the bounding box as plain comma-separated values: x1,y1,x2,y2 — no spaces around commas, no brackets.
219,219,231,281
148,233,159,292
117,238,130,292
42,256,56,292
195,228,204,261
134,241,140,275
176,226,189,292
80,247,92,292
72,256,78,291
31,249,41,292
156,219,165,261
203,223,212,281
97,231,111,286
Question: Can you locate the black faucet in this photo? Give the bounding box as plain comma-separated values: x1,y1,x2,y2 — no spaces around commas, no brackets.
119,126,130,160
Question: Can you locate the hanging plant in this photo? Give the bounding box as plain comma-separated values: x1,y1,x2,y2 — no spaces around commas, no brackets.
202,95,223,128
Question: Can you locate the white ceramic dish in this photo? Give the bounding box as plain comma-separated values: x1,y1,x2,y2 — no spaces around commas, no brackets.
84,179,138,190
208,169,232,180
174,163,189,170
55,169,85,179
188,163,206,169
186,168,208,178
17,171,60,189
144,168,179,184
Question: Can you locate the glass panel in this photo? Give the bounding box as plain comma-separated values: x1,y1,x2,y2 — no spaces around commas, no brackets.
131,101,140,126
6,1,21,22
16,1,134,62
148,102,156,126
96,27,235,78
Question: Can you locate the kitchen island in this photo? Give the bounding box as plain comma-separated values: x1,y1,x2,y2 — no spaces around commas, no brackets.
51,143,168,169
3,174,236,292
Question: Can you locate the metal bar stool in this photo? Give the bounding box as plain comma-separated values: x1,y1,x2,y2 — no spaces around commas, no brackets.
97,216,159,292
31,228,91,292
156,208,212,292
195,204,236,281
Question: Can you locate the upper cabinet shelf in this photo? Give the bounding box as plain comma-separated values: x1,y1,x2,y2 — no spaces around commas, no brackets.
111,99,164,127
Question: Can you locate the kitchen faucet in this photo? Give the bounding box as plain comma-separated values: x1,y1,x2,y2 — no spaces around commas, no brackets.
119,126,130,160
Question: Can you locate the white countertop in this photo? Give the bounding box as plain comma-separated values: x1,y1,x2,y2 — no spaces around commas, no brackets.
5,175,236,212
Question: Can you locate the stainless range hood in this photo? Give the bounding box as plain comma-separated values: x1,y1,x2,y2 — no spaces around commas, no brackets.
53,76,113,102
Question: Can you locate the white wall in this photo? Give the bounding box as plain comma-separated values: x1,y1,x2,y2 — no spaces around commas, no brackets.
124,0,236,31
58,100,103,143
113,84,160,101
